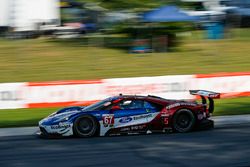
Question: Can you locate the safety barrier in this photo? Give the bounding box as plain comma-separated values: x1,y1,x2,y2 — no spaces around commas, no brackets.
0,72,249,109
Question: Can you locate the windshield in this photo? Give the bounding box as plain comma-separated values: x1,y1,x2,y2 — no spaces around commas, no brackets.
82,98,112,111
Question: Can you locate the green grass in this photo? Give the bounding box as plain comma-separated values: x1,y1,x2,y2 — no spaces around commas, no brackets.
0,29,250,82
215,97,250,116
0,108,57,128
0,29,250,127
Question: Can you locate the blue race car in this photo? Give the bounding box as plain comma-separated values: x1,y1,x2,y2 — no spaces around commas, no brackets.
38,90,219,138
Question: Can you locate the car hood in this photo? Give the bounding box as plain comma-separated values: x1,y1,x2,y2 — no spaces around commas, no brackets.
40,106,87,125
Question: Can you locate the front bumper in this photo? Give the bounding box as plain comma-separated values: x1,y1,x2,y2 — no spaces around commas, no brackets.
38,122,74,138
37,127,64,138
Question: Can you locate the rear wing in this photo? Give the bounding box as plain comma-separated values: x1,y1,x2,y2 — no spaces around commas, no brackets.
189,90,220,99
189,90,220,114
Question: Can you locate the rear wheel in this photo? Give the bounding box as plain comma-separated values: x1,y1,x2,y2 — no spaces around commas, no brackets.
73,115,98,137
173,109,195,133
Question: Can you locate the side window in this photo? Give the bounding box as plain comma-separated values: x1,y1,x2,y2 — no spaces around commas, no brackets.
118,100,144,110
106,99,162,111
144,101,157,109
96,101,113,110
144,101,162,111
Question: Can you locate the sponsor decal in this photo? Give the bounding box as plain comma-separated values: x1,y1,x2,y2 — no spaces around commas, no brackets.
131,125,146,131
120,125,147,132
119,117,132,124
0,91,21,101
133,114,152,120
166,103,196,109
161,113,170,117
196,91,219,98
102,114,114,127
51,124,70,129
120,127,130,132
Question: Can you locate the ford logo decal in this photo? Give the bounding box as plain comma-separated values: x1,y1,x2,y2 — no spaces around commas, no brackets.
119,117,132,123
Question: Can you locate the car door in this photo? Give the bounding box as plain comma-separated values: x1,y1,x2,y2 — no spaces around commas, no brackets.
112,99,153,128
143,100,165,131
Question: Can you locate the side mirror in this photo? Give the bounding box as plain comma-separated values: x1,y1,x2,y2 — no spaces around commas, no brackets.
111,105,121,111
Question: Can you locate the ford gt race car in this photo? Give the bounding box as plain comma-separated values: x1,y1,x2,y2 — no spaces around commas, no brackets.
38,90,220,138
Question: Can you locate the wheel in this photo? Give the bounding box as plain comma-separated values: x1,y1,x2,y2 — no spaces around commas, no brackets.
172,109,196,133
73,115,98,137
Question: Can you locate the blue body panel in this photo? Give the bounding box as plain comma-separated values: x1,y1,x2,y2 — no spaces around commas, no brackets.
41,106,158,126
38,96,161,137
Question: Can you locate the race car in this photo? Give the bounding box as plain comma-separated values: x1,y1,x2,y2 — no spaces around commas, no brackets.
38,90,220,138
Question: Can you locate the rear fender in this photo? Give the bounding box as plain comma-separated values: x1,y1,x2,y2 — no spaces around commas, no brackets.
164,104,197,125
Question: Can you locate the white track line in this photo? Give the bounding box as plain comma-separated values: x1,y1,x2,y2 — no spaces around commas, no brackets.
0,127,38,137
213,114,250,127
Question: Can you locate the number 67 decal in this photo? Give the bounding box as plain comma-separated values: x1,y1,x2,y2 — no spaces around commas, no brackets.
102,114,114,127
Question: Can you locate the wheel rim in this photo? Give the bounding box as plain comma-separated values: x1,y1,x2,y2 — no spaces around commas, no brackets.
176,114,191,129
78,118,94,134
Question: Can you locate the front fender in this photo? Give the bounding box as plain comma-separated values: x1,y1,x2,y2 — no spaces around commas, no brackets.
57,106,84,114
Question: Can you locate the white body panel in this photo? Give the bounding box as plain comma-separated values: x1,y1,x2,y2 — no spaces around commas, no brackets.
99,112,160,136
39,123,74,137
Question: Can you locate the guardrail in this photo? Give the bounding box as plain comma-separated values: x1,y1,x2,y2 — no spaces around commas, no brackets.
0,72,249,109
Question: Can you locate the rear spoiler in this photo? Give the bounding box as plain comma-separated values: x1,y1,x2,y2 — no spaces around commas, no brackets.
189,90,220,114
189,90,220,99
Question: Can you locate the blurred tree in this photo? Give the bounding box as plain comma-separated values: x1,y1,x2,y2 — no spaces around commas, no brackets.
75,0,182,10
70,0,193,52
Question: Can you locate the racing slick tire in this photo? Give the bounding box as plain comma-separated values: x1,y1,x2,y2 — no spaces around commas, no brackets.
73,115,98,137
172,109,196,133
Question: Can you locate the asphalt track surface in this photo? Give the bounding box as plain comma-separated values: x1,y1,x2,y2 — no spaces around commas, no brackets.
0,124,250,167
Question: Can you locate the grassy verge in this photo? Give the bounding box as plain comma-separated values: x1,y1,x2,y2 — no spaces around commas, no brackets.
0,108,57,128
214,97,250,116
0,29,249,128
0,30,250,82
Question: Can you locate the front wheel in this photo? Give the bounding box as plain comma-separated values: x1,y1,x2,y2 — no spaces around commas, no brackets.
172,109,196,133
73,115,98,137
